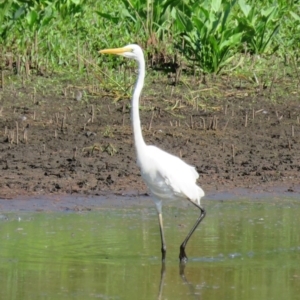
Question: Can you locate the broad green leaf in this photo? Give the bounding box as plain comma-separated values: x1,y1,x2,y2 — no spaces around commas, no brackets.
211,0,221,13
176,10,193,32
121,8,136,22
238,0,251,17
26,10,38,27
220,32,243,49
170,7,176,19
290,11,300,21
211,13,222,34
221,0,236,31
192,18,205,33
41,15,53,27
261,6,276,18
199,6,209,21
13,5,26,20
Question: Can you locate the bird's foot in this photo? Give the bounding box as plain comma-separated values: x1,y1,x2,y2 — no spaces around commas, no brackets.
179,253,188,276
180,256,188,264
179,247,188,264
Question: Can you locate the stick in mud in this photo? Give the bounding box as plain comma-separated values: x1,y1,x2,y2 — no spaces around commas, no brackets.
148,110,154,131
23,128,28,144
91,105,95,123
245,112,248,127
1,70,4,89
15,121,19,145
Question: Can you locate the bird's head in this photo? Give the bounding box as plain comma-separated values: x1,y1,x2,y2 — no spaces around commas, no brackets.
99,44,143,61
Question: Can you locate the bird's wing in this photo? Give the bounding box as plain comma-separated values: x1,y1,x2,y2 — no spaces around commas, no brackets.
140,146,204,202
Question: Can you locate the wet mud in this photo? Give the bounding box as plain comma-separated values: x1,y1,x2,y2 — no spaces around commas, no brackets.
0,76,299,202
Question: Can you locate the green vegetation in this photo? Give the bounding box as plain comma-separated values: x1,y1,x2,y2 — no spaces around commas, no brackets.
0,0,299,77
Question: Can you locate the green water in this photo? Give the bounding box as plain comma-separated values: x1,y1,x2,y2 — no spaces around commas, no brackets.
0,198,300,300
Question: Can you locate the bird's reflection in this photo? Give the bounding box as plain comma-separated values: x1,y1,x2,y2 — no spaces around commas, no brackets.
157,263,201,300
157,263,166,300
180,264,198,297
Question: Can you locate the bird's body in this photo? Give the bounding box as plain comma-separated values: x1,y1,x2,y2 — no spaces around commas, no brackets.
99,44,206,263
137,145,205,208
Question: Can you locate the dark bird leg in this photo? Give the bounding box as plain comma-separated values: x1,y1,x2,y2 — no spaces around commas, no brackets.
179,201,206,263
158,213,167,262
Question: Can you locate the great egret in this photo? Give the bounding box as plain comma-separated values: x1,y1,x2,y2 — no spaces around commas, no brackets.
99,44,206,263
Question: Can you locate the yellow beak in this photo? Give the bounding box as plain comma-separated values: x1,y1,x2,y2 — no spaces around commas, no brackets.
99,46,131,55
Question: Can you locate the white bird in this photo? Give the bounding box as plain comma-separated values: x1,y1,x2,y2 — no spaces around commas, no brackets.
99,44,206,263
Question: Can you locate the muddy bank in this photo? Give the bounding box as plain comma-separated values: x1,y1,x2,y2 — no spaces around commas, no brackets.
0,75,299,200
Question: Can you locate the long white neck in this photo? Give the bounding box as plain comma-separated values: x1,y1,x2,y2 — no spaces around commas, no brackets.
131,56,146,154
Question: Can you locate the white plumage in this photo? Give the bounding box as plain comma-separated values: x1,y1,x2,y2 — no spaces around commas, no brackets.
137,145,205,208
99,44,206,264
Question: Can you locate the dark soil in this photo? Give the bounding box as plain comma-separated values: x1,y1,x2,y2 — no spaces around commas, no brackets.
0,74,299,199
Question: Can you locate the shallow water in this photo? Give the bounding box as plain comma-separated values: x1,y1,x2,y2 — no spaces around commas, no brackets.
0,197,300,300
